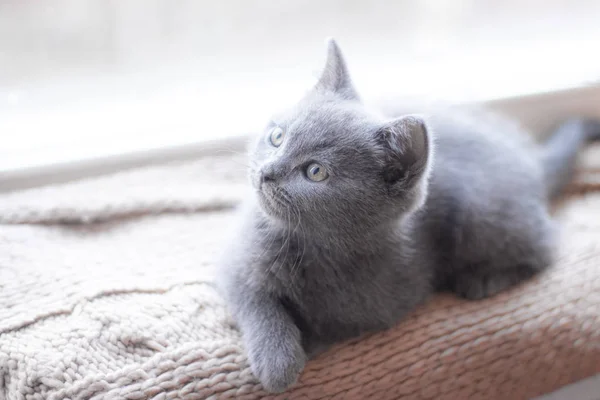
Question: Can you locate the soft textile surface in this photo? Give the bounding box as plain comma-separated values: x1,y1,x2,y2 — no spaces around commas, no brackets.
1,145,600,400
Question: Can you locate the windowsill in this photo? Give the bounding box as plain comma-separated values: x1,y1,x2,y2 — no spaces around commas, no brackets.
2,49,600,192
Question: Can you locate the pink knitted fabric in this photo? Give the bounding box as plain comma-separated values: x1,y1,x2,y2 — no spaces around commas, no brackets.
0,145,599,399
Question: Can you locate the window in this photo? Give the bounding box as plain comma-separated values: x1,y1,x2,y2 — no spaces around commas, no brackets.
1,0,599,184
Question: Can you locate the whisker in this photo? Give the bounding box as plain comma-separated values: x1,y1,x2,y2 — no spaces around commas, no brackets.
228,159,253,169
282,207,301,283
269,204,292,275
253,227,277,267
251,201,279,264
288,205,306,286
214,148,248,157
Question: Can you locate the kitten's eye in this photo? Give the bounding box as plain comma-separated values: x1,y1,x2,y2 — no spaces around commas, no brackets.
269,127,285,147
306,163,328,182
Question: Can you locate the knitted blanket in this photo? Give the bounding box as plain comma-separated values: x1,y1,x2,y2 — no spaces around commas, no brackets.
1,143,600,400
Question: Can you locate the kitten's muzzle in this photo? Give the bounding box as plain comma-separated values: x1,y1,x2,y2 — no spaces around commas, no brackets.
259,163,284,186
260,167,276,184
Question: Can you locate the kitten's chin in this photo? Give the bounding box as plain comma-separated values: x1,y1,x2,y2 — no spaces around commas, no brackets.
256,192,287,222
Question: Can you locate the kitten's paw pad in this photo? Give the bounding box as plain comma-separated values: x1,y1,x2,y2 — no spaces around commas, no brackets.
250,344,306,393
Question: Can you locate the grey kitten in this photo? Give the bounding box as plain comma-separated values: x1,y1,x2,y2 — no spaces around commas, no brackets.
217,39,600,393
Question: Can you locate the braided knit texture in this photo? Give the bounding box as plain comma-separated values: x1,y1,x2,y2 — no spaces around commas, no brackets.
1,144,600,400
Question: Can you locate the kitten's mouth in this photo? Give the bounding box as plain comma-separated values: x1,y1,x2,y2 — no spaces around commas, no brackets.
257,185,292,218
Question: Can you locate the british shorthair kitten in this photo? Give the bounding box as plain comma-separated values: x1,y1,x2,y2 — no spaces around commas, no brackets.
217,39,600,392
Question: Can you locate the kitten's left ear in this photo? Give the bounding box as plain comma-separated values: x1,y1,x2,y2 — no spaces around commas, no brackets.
314,38,359,100
376,116,432,193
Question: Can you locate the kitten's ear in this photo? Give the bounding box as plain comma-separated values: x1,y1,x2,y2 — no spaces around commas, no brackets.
314,38,359,100
376,116,432,192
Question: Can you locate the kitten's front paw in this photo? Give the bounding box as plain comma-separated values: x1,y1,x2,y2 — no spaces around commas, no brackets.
249,339,307,393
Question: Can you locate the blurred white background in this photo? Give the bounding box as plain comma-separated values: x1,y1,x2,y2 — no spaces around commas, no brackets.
1,0,600,176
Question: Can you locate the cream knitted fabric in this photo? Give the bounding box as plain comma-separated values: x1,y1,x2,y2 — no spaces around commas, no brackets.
1,146,600,400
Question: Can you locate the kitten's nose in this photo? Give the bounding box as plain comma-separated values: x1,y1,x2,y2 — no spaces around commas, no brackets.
260,165,277,184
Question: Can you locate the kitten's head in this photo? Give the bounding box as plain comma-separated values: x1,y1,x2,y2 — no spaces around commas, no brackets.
249,39,432,233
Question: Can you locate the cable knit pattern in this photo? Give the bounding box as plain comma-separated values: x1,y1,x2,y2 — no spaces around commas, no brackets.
1,146,600,400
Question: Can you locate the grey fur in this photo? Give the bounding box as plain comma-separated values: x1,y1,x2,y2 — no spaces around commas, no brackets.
217,39,600,393
542,118,600,199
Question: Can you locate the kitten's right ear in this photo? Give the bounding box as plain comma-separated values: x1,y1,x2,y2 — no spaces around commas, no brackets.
376,116,432,193
313,38,359,101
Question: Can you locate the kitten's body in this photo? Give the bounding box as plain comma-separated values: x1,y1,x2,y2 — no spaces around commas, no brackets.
218,40,600,393
416,112,553,298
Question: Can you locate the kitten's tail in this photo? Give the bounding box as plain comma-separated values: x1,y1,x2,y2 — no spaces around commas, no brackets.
541,118,600,200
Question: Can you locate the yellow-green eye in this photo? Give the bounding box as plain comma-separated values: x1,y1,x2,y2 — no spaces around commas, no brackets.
269,127,284,147
306,163,328,182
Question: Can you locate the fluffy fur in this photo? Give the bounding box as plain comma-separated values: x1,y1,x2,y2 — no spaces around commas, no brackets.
217,39,600,393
